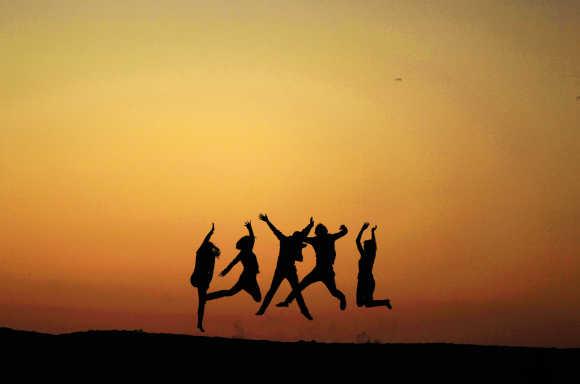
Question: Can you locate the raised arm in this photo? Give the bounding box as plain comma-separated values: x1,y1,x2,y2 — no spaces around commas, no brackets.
220,254,242,277
356,223,369,255
245,220,255,248
331,224,348,240
371,225,377,245
259,213,284,240
300,217,314,237
202,223,215,245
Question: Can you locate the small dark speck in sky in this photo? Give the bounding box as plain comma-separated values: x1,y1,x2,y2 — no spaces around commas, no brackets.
395,77,403,81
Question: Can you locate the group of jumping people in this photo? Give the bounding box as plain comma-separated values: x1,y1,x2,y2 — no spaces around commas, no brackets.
189,214,392,332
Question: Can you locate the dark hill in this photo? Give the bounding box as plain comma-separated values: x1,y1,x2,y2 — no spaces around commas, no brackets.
1,327,577,382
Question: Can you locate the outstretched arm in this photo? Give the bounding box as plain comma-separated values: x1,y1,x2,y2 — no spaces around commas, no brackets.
300,217,315,237
245,221,255,248
356,223,369,255
220,254,242,276
259,214,284,240
202,223,215,245
371,225,377,245
331,224,348,240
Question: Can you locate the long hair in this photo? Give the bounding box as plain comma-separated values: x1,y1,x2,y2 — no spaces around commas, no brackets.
200,241,220,258
315,223,328,236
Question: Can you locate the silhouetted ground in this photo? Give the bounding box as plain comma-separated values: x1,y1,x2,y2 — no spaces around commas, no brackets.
1,327,577,382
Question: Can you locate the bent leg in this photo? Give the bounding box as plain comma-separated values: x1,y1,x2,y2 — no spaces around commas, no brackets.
366,276,393,309
206,280,244,301
278,269,319,306
364,299,392,309
356,281,367,308
244,276,262,302
322,273,347,310
364,276,391,309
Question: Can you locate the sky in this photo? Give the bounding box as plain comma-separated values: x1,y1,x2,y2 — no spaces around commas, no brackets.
1,0,579,347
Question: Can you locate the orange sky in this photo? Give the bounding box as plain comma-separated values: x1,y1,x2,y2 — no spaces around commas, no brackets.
1,1,579,347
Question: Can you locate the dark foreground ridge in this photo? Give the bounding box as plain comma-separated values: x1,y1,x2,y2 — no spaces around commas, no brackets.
1,327,577,382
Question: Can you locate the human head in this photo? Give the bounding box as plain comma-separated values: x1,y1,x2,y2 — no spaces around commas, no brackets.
236,235,253,250
315,223,328,236
204,241,220,257
291,231,303,240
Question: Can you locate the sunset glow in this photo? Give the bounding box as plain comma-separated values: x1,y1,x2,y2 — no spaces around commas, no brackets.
1,1,579,347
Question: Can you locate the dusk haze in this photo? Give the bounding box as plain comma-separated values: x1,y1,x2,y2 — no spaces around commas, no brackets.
1,0,579,349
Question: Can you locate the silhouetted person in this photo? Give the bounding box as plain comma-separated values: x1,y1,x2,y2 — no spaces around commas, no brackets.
355,223,392,310
190,223,220,332
206,221,261,303
255,214,314,320
277,223,348,310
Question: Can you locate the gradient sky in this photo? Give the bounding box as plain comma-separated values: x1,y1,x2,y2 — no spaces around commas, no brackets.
1,0,579,347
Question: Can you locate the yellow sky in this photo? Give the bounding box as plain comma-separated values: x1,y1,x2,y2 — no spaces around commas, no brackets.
1,1,579,347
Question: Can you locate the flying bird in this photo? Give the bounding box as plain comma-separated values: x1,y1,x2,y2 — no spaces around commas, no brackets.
394,77,403,81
